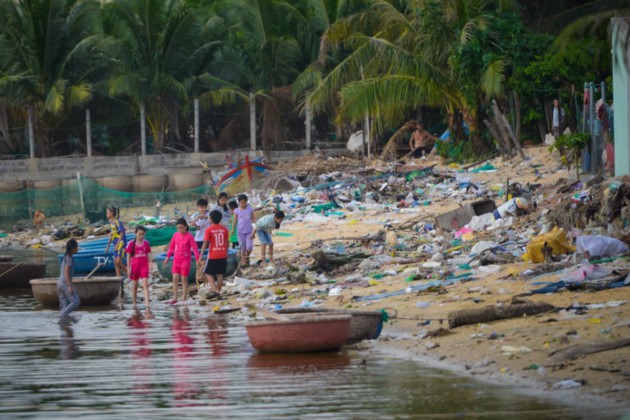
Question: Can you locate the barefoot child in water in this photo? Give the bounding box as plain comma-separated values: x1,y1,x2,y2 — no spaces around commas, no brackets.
198,210,229,298
58,239,80,318
164,218,199,304
126,226,152,308
105,206,128,293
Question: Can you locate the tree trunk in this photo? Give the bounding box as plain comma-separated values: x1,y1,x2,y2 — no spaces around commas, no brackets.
448,301,555,329
462,106,488,154
514,91,522,142
550,337,630,363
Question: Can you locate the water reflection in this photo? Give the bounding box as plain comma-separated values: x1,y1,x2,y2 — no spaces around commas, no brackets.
0,296,614,418
172,308,200,405
58,317,78,360
247,352,351,371
127,308,153,399
206,316,228,402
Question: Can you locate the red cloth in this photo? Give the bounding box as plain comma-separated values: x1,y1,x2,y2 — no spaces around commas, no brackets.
204,224,229,260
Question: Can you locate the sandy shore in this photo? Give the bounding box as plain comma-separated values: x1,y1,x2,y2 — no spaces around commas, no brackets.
3,146,629,409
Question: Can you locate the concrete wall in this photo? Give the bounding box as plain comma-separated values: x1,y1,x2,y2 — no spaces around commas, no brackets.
613,18,630,176
0,149,338,183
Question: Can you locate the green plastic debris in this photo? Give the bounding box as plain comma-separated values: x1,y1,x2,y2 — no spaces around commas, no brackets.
405,274,424,282
381,309,390,322
325,211,345,217
274,231,293,237
0,233,7,238
405,169,431,182
312,203,337,213
470,163,497,173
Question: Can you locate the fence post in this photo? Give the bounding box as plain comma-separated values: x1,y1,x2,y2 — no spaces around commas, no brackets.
27,107,35,159
194,98,200,153
140,103,146,156
76,172,86,222
589,82,596,173
249,93,256,151
86,108,92,157
305,101,312,150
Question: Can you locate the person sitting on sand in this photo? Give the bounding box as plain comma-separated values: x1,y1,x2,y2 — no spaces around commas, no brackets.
409,122,438,158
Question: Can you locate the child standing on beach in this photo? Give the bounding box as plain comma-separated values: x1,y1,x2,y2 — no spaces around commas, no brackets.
58,239,80,318
164,218,199,304
125,226,152,308
255,210,285,265
105,206,127,294
193,198,210,249
198,210,229,298
233,194,255,266
211,192,231,230
228,200,239,249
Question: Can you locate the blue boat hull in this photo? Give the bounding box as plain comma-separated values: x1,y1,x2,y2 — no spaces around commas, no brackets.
58,251,117,273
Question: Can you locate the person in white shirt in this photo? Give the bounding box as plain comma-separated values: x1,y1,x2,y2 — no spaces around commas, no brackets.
552,99,565,139
192,198,210,249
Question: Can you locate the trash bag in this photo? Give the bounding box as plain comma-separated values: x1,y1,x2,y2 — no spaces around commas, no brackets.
575,235,629,258
522,227,576,263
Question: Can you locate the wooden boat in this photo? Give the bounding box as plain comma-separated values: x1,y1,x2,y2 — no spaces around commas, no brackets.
245,315,351,353
153,249,239,283
214,156,272,195
57,250,116,273
0,262,47,288
30,277,123,306
277,308,384,344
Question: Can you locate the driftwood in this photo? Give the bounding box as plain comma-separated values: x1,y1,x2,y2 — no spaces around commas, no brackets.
307,251,371,272
550,337,630,363
448,301,555,329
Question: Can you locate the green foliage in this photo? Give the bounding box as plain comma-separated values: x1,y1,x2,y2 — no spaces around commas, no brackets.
549,132,590,154
549,132,590,177
510,38,610,98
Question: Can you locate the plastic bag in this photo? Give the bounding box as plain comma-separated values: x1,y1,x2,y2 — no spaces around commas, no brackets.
575,235,629,258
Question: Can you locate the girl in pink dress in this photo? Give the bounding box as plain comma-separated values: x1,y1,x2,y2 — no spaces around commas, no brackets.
164,218,200,304
126,226,152,308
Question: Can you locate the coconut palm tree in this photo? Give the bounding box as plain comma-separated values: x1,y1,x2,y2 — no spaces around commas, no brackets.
0,0,101,157
101,0,222,152
201,0,317,154
307,0,521,156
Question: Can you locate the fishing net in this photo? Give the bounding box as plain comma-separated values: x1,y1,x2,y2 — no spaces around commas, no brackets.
0,176,214,229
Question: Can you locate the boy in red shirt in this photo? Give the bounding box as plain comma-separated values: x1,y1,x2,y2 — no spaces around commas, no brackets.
198,210,229,298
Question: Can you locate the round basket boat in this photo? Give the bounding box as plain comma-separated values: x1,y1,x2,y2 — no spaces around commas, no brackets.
30,277,123,306
245,315,351,353
277,308,384,344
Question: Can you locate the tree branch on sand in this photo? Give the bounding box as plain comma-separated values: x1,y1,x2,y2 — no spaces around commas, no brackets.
380,120,418,161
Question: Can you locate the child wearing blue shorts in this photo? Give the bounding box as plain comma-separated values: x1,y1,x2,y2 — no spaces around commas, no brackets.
254,210,285,265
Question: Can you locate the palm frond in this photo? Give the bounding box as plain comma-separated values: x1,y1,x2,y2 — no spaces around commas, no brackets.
480,59,505,99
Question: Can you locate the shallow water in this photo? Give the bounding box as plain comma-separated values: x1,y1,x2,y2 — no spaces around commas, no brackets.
1,293,625,419
2,247,63,278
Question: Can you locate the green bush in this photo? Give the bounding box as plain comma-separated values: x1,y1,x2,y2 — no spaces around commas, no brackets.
549,132,590,178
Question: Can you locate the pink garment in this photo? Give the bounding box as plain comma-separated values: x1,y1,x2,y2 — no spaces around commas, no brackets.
165,232,200,261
